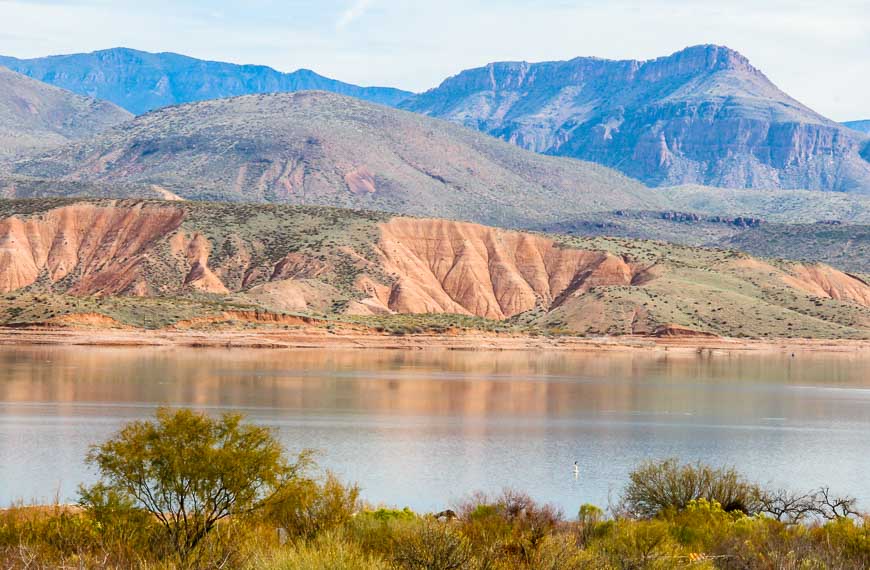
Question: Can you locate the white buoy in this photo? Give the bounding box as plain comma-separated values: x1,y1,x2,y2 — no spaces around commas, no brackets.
573,461,580,477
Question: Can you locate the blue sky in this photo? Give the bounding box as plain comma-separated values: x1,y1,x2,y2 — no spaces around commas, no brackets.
0,0,867,120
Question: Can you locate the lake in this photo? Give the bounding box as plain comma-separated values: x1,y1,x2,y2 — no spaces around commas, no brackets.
1,345,869,515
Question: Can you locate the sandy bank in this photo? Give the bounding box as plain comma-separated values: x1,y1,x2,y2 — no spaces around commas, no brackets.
0,327,867,355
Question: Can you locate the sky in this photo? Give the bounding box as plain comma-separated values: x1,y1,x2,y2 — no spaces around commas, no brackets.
0,0,867,120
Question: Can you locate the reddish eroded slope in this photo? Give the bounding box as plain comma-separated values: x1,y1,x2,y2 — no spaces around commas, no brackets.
783,265,870,306
727,258,870,307
0,202,184,294
369,218,644,319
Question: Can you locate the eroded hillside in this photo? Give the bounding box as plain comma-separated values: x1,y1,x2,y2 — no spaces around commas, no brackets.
0,199,868,339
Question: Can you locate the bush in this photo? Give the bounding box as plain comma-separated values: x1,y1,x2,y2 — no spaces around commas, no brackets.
84,407,314,565
621,459,761,518
248,531,393,570
392,520,472,570
263,471,360,539
456,490,564,567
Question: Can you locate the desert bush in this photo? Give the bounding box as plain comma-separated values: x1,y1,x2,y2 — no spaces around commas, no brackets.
392,519,472,570
757,486,860,523
621,459,761,518
589,519,695,570
78,482,158,563
456,489,564,567
246,531,394,570
83,407,314,565
343,508,419,560
263,471,360,539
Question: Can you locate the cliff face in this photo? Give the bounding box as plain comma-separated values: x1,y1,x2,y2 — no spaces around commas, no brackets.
403,45,870,193
0,202,183,294
368,218,641,319
1,201,869,338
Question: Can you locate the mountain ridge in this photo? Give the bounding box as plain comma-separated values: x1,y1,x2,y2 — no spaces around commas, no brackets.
0,47,414,114
402,44,870,193
0,66,132,157
843,120,870,135
7,90,662,227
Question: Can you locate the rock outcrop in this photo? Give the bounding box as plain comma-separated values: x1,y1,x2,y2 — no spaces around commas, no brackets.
368,218,640,319
403,45,870,193
0,202,182,294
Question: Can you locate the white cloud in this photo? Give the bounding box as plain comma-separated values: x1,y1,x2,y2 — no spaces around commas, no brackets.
336,0,373,31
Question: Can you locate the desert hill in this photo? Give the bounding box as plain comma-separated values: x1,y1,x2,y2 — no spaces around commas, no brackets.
403,45,870,193
1,199,868,339
0,67,131,158
0,48,412,114
7,91,660,227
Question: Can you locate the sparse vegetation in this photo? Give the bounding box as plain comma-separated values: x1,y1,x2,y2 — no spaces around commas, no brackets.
2,411,869,569
0,199,869,340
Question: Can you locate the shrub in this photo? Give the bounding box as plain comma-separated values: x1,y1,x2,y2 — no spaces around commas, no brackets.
263,471,360,539
248,531,393,570
83,407,313,565
621,459,760,518
392,520,472,570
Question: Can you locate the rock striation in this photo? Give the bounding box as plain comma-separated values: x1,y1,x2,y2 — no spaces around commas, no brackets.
403,45,870,193
1,201,869,338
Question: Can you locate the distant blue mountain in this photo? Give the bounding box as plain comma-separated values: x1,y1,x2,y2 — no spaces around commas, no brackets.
0,48,413,115
844,120,870,135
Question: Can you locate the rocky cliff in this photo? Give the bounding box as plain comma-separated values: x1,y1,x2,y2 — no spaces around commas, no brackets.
1,200,869,339
403,45,870,193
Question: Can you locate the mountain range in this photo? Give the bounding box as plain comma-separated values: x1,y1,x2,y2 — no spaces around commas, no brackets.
402,45,870,193
3,45,869,196
7,90,662,227
0,48,413,115
0,66,131,157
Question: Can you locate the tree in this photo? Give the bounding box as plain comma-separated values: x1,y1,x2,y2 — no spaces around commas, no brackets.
621,459,761,518
84,407,312,564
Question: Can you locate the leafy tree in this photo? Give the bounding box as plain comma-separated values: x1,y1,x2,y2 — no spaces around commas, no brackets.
83,407,312,564
621,458,761,518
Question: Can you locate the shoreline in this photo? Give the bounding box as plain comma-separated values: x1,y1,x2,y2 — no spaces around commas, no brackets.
0,326,868,354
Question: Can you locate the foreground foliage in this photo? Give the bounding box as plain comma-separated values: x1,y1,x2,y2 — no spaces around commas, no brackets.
2,411,869,569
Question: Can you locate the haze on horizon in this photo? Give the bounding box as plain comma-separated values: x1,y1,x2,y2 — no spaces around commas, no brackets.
0,0,867,121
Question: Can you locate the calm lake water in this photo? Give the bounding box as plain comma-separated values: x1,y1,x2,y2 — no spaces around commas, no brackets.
1,345,869,514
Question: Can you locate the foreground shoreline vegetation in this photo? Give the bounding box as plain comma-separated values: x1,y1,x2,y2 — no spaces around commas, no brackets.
3,409,869,569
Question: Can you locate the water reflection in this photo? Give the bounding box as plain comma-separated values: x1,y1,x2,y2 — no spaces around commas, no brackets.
1,346,869,511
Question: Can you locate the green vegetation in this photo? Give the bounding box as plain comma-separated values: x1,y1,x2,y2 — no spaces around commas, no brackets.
83,408,313,565
2,409,869,569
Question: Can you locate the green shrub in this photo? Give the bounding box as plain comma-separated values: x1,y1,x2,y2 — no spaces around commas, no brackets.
392,520,472,570
83,407,314,565
621,459,761,518
263,471,360,539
